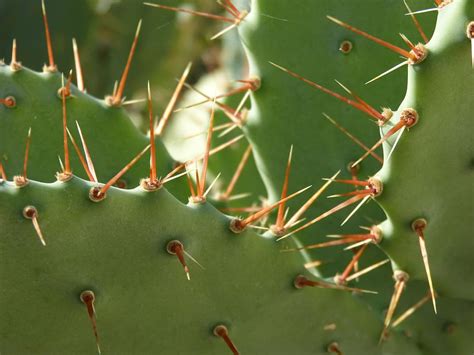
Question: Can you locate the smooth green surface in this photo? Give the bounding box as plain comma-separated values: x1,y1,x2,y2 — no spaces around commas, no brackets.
0,177,419,354
376,0,474,300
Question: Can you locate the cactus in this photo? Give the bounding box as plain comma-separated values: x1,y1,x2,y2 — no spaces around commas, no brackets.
1,0,473,354
0,0,221,100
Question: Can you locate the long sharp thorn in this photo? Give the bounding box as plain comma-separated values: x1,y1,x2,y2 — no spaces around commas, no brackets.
41,0,56,71
403,0,429,44
144,3,236,23
333,81,384,121
164,163,186,183
276,146,293,229
471,38,474,68
204,173,221,198
31,214,45,246
80,291,101,354
220,84,253,99
10,38,21,69
214,325,240,355
283,234,372,252
270,62,374,118
325,178,370,187
224,0,241,17
194,161,201,197
122,98,146,106
217,123,238,138
23,206,46,246
352,120,406,167
112,80,118,97
66,128,95,182
328,188,375,199
341,195,371,226
304,260,323,269
224,192,251,202
412,219,437,314
186,169,196,198
198,103,215,197
72,38,85,91
207,135,244,157
295,276,377,294
156,62,192,135
234,90,251,117
98,145,150,196
183,250,205,270
345,259,390,282
174,99,209,113
167,241,191,280
161,169,192,185
343,238,372,250
57,155,65,172
365,61,409,85
221,145,252,200
22,127,32,179
279,192,371,241
323,114,383,163
399,33,416,50
65,70,73,94
284,170,340,229
385,125,406,163
163,135,244,182
61,77,71,175
246,224,270,231
339,243,368,283
392,292,432,328
380,273,408,343
327,16,413,59
326,232,371,239
211,23,238,40
12,38,16,63
112,20,142,106
214,122,235,132
239,186,311,228
75,121,98,183
405,8,439,15
148,81,157,181
217,0,238,17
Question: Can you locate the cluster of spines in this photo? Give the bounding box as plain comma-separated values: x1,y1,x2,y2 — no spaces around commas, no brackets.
2,0,471,352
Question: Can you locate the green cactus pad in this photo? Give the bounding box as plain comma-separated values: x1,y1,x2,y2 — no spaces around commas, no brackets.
0,177,419,354
375,0,474,300
0,65,173,186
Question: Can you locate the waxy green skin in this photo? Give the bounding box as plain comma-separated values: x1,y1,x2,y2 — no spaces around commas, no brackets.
240,0,473,298
0,66,173,186
0,178,420,354
238,0,436,276
1,0,473,353
376,0,474,300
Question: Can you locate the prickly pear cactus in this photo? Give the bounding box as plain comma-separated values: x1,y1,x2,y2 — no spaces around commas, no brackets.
0,66,174,185
1,0,473,354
